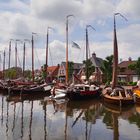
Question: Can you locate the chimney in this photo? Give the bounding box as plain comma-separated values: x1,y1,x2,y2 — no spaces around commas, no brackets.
92,52,96,58
128,57,132,61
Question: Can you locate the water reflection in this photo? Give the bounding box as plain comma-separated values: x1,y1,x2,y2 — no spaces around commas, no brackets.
1,96,4,124
12,102,16,132
0,93,140,140
6,101,9,136
29,101,33,140
103,104,137,140
43,102,47,140
21,101,24,139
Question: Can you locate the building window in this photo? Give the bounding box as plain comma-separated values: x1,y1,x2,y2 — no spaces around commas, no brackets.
120,68,125,72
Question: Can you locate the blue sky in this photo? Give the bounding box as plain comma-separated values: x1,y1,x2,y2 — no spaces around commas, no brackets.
0,0,140,69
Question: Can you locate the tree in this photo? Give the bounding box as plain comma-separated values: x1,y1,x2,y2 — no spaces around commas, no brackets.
68,61,74,80
101,55,113,84
128,57,140,78
136,57,140,77
128,63,136,70
83,59,95,80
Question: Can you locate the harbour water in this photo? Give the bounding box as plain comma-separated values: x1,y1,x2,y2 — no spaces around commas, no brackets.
0,94,140,140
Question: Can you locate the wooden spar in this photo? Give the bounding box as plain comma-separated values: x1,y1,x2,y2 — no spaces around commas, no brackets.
65,15,74,84
85,27,89,81
3,50,5,80
23,39,30,77
31,33,34,83
112,14,118,89
85,25,95,81
8,40,11,69
45,27,53,82
46,29,49,82
15,41,17,68
111,13,127,89
23,42,25,77
66,16,68,84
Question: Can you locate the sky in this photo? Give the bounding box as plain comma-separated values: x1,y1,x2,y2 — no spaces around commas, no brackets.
0,0,140,70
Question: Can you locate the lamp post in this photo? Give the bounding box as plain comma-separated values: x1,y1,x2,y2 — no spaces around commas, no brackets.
65,14,74,84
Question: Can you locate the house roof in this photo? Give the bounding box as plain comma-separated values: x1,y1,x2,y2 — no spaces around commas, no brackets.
47,66,59,76
90,53,103,67
118,60,136,68
118,60,137,75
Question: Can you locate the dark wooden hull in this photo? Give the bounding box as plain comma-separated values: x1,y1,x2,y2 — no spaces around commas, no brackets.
136,97,140,105
67,89,101,100
9,84,51,96
102,94,134,106
132,88,140,105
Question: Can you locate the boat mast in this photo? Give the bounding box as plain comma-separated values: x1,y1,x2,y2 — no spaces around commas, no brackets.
31,33,36,83
15,40,18,68
8,40,11,70
112,14,118,89
15,39,21,78
85,26,89,81
3,50,5,80
65,15,74,84
46,29,49,83
46,27,53,82
23,42,25,77
112,13,127,89
23,39,30,77
85,25,95,81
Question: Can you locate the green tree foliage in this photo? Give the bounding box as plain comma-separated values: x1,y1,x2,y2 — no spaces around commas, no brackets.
5,69,16,79
68,61,74,80
101,55,113,84
83,59,95,80
128,57,140,77
128,63,136,70
136,57,140,76
24,70,32,80
41,64,46,80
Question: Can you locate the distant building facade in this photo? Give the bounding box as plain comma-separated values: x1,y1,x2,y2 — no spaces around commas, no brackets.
78,53,103,83
118,58,138,82
57,62,83,82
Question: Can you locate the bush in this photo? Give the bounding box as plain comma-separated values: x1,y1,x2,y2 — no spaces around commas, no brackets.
128,81,137,86
118,81,127,86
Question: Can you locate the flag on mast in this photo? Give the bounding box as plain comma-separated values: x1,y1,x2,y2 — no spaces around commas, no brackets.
72,41,81,49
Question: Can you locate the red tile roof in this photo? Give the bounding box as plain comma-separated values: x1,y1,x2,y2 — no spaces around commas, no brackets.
118,61,136,67
47,66,59,76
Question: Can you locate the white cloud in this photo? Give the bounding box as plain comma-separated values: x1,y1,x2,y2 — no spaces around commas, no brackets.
0,0,140,69
117,0,140,19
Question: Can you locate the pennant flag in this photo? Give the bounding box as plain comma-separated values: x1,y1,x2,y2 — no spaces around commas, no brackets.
72,41,81,49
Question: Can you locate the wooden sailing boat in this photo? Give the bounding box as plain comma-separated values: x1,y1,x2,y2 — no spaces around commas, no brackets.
50,15,73,98
102,13,134,106
132,71,140,104
67,25,101,100
9,34,51,96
